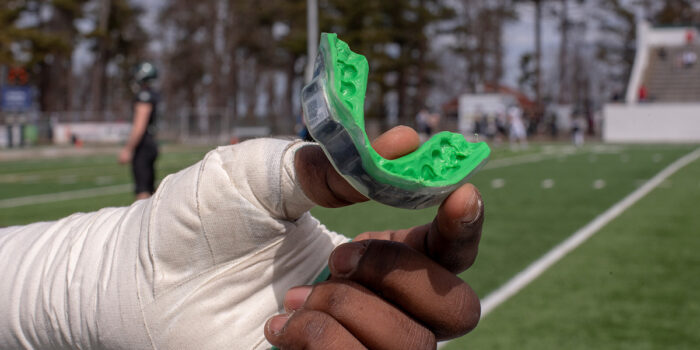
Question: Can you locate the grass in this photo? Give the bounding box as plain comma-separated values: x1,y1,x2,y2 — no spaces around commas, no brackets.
1,142,698,349
0,146,211,225
445,150,700,350
313,145,695,297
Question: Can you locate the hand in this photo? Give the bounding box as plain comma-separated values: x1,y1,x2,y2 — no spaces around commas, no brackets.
266,127,483,349
118,147,132,164
0,125,483,350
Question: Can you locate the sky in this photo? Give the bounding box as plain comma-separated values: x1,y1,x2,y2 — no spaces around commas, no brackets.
503,3,560,86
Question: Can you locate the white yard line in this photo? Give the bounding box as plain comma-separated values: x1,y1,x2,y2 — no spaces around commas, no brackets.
438,147,700,349
483,149,579,170
0,184,131,209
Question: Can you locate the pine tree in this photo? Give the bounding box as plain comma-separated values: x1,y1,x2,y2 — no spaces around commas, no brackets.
320,0,455,126
88,0,148,112
595,0,637,97
653,0,700,26
450,1,516,93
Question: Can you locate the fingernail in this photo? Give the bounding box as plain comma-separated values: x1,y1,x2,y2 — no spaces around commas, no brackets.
284,286,312,312
329,242,367,277
460,186,482,225
267,314,289,335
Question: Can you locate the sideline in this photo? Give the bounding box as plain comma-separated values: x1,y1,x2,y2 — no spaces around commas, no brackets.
438,147,700,349
0,184,131,209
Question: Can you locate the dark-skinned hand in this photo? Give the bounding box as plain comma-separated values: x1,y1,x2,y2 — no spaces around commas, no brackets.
265,126,484,350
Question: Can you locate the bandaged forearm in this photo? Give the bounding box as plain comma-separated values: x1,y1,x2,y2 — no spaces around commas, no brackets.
0,139,348,349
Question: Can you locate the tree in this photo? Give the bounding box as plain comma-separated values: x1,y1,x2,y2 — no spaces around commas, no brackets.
595,0,637,98
0,1,27,65
518,52,537,94
88,0,148,112
320,0,455,126
1,0,147,112
550,0,585,104
513,0,574,106
10,0,90,112
450,0,516,92
653,0,700,26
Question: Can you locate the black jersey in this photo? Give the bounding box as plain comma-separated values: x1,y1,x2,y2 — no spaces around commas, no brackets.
131,86,159,194
133,87,159,138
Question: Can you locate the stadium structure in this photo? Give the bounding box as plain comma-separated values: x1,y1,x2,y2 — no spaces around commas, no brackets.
604,21,700,143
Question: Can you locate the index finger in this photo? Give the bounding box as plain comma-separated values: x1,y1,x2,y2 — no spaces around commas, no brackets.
355,183,484,273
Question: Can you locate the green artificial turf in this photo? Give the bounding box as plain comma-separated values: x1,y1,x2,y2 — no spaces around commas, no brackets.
0,192,135,227
444,148,700,350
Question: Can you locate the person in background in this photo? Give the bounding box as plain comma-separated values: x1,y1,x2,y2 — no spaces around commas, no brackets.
682,50,697,68
572,115,586,147
428,111,441,135
119,62,160,200
507,105,528,150
638,85,648,102
495,109,509,144
415,108,432,142
657,46,667,61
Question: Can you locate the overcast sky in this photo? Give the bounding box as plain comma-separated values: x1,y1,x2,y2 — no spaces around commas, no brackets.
503,3,559,86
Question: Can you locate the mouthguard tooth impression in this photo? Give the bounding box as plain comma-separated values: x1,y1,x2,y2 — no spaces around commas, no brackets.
302,33,491,209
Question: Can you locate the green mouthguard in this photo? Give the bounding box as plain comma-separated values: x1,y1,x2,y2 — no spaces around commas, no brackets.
302,33,490,208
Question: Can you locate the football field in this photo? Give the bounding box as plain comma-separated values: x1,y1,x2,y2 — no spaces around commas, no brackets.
1,142,699,349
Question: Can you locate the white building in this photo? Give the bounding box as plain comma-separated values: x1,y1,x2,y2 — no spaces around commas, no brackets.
603,21,700,143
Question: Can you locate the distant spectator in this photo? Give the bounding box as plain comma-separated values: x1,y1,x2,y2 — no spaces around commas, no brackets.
495,112,508,140
638,85,648,102
485,114,497,141
507,106,527,149
572,117,585,147
686,30,695,45
545,111,558,138
611,90,622,102
657,47,667,61
415,108,431,141
682,51,697,68
473,116,482,136
428,112,441,135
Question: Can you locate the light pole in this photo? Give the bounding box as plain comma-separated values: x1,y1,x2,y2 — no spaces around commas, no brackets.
306,0,318,83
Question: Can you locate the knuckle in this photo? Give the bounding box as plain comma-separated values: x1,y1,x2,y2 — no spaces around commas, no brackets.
413,332,437,350
400,320,437,350
307,281,354,316
362,240,409,278
300,312,332,343
284,310,334,346
438,284,481,338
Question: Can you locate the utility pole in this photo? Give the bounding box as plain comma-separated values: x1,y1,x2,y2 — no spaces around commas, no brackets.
90,0,111,113
534,0,542,108
558,0,569,104
306,0,318,83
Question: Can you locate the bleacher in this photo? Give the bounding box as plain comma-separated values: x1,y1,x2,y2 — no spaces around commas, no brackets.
643,45,700,102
